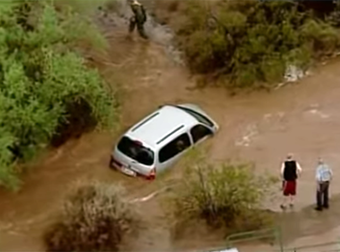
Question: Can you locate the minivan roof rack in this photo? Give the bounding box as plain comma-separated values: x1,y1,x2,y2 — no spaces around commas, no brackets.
156,125,184,145
131,112,160,132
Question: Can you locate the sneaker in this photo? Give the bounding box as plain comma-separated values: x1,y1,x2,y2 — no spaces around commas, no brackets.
314,206,323,211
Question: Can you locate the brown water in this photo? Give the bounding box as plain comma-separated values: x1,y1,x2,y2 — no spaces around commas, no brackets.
2,3,340,251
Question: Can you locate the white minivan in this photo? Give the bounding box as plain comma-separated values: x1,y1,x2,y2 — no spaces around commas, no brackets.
109,103,219,179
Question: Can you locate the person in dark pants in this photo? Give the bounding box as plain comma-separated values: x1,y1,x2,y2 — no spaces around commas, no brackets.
128,0,148,39
280,153,302,209
315,158,333,211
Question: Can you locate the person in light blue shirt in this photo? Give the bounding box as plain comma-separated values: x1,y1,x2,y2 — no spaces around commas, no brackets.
315,158,333,211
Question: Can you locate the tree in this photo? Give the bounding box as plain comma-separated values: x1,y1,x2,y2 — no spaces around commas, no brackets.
0,0,118,189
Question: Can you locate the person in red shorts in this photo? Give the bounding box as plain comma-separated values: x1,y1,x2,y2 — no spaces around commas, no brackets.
280,153,302,209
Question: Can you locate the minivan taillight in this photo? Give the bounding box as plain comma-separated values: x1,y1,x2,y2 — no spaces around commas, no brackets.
147,167,156,180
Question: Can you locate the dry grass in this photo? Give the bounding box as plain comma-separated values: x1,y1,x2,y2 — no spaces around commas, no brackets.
43,180,140,252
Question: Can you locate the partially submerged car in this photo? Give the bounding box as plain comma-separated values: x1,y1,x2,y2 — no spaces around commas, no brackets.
109,104,219,179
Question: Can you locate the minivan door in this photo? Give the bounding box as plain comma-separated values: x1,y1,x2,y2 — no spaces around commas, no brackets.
157,132,192,172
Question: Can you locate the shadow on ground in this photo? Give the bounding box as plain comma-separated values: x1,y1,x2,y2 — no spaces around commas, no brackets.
278,193,340,244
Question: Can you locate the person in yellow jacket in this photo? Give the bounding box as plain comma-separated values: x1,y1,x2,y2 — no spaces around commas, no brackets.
128,0,148,39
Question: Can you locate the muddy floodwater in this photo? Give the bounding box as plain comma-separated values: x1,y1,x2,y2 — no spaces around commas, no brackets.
2,2,340,251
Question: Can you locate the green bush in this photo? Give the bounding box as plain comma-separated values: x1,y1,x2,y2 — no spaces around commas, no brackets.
166,156,278,235
0,0,119,189
174,0,340,90
43,181,139,252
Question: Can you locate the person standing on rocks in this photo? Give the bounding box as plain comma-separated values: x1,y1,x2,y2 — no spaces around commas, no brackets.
315,157,333,211
128,0,148,39
280,153,302,209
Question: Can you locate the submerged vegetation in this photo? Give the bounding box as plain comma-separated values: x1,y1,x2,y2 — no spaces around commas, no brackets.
43,181,139,252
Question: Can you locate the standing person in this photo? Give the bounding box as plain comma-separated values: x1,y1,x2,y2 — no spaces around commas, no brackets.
280,153,302,209
128,0,148,39
315,158,333,211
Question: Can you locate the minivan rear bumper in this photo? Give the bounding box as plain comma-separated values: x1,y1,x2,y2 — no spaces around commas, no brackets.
109,155,155,180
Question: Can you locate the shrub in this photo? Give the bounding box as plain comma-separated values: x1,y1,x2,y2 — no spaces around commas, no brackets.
0,0,119,189
43,181,139,252
166,156,278,235
173,0,340,90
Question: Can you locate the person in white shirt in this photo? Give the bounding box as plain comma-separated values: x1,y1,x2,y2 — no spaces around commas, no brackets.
280,153,302,209
315,158,333,211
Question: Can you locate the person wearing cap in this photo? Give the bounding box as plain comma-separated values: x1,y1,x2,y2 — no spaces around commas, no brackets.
128,0,148,39
315,158,333,211
280,153,302,209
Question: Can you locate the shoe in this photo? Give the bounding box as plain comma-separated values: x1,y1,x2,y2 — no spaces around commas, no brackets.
323,205,329,209
289,203,294,208
315,206,323,211
280,204,286,210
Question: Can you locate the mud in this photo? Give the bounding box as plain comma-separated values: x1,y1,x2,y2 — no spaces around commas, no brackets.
2,1,340,251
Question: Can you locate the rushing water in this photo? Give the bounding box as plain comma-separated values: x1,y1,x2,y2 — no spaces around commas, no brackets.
2,2,340,251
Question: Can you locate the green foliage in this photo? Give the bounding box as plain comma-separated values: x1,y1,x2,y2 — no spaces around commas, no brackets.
167,155,278,234
175,0,340,90
43,181,139,252
0,0,118,189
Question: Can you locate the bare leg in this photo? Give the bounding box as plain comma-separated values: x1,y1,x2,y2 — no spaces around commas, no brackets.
281,196,288,209
289,195,295,207
281,181,288,209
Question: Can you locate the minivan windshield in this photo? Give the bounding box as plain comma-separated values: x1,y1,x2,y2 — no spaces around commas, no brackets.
178,107,214,127
117,136,154,166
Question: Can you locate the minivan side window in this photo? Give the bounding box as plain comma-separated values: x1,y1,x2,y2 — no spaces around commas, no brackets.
190,124,212,144
158,133,191,163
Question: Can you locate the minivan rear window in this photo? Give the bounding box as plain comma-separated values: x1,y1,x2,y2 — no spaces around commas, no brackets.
117,136,154,166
